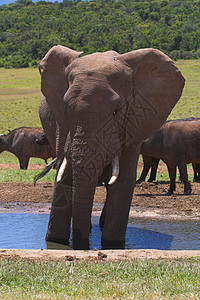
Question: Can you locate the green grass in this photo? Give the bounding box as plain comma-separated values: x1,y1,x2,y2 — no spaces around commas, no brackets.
0,68,40,90
0,68,41,133
169,60,200,119
0,168,56,183
0,59,200,134
0,151,52,165
1,60,200,183
0,258,200,299
0,63,200,298
136,169,194,183
137,154,195,183
139,163,194,182
0,152,55,183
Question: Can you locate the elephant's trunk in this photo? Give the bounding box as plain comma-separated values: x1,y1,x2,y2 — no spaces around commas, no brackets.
72,184,96,249
68,136,104,249
51,120,121,249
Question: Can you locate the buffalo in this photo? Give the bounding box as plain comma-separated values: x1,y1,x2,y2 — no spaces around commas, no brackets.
137,118,200,195
0,127,55,169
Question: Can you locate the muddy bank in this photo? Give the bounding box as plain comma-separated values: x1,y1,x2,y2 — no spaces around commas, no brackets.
1,249,200,262
1,181,200,220
1,162,200,261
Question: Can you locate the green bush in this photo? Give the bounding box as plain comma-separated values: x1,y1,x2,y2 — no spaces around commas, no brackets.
4,55,29,69
0,0,199,68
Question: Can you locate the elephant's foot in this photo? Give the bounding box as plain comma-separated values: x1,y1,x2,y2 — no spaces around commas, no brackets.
99,219,104,231
99,213,106,230
89,222,92,231
73,238,90,250
72,230,90,250
45,235,70,246
101,238,125,250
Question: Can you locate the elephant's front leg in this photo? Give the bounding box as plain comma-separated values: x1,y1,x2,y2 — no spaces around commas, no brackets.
45,167,72,245
101,144,141,249
99,184,108,229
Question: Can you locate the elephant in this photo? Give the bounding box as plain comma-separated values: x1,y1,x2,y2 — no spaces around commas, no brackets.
38,45,184,250
139,118,200,195
39,95,57,152
0,127,55,169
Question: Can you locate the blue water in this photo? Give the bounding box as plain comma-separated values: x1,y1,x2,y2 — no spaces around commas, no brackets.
0,213,200,250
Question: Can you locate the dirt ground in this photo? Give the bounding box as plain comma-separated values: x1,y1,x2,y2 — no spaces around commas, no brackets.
1,161,200,261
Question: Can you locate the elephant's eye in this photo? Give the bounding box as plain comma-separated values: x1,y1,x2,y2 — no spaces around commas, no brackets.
113,107,121,115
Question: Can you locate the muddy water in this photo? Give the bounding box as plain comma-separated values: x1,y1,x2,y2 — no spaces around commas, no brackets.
0,214,200,250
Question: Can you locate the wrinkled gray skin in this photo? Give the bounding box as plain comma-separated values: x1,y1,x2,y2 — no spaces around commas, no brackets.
39,45,184,249
39,95,57,152
0,127,55,169
140,118,200,195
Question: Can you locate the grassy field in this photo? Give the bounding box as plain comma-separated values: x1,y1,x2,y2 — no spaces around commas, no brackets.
170,60,200,119
1,60,200,182
0,258,200,299
1,60,200,134
0,61,200,299
0,68,41,133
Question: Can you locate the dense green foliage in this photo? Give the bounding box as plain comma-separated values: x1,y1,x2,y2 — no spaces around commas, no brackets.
0,0,200,68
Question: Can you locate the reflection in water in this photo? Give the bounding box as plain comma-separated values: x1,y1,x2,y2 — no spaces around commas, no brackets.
0,213,199,250
46,241,72,250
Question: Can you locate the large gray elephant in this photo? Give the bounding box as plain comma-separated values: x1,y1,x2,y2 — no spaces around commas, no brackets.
38,45,184,250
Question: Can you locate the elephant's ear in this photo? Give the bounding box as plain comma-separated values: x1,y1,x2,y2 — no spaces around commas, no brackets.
39,45,83,120
117,48,185,144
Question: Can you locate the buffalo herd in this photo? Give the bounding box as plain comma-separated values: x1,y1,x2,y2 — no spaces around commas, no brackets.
137,118,200,195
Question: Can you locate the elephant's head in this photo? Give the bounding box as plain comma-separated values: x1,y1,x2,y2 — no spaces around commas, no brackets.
39,45,184,249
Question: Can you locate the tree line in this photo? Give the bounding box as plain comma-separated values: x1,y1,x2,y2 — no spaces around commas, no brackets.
0,0,199,68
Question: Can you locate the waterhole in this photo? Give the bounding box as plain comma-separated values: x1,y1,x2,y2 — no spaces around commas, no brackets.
0,213,200,250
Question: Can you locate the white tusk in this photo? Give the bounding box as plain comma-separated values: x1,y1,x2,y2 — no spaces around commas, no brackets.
108,155,119,185
56,157,67,182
